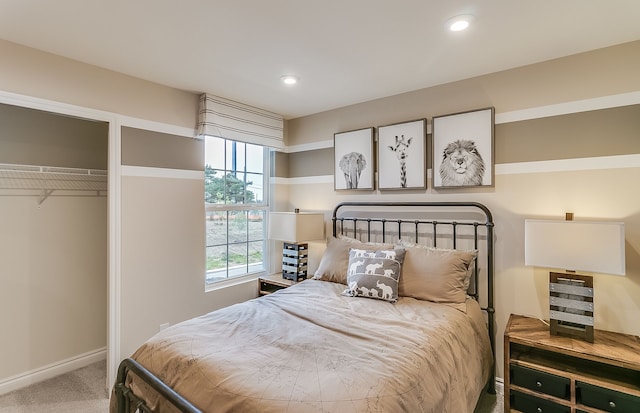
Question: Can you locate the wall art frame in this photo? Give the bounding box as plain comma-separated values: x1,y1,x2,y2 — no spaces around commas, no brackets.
334,127,374,191
377,118,427,190
432,107,495,189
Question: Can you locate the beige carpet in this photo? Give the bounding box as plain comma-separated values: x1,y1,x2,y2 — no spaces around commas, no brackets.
0,361,503,412
475,385,504,413
0,361,109,413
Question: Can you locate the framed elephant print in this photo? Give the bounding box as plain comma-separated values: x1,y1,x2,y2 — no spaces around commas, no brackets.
334,127,374,191
432,107,494,188
377,119,426,190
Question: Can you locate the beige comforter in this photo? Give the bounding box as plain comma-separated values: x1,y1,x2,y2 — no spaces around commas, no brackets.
117,279,492,413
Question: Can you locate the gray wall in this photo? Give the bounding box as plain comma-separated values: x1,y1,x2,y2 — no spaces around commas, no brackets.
0,103,107,168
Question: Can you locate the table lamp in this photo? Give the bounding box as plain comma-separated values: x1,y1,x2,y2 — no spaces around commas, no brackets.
524,214,625,342
269,210,325,281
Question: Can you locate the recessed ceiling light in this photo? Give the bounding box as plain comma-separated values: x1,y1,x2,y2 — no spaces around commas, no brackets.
280,75,299,85
447,14,474,32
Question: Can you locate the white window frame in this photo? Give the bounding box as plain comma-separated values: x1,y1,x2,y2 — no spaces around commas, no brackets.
204,139,270,290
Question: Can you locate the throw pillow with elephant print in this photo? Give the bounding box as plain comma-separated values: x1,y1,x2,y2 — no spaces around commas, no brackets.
343,248,405,303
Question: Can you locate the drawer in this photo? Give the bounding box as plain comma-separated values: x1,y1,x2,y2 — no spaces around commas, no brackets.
510,390,570,413
510,364,570,400
576,381,640,413
259,281,286,295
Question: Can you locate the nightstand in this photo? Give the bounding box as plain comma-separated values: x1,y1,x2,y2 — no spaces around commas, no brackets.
504,314,640,413
258,273,298,296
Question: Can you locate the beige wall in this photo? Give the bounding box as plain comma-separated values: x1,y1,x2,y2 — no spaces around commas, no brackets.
1,33,639,389
285,105,640,177
0,41,256,386
119,128,257,358
287,41,640,147
0,39,198,128
282,41,640,379
0,107,107,381
0,196,107,379
119,174,257,357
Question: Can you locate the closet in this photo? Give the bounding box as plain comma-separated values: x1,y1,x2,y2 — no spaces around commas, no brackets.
0,103,108,390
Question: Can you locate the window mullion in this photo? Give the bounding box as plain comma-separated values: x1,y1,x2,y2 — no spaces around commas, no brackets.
205,136,268,286
206,204,267,212
246,210,250,273
226,210,230,279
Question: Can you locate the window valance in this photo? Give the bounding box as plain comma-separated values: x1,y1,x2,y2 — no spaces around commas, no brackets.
197,93,284,150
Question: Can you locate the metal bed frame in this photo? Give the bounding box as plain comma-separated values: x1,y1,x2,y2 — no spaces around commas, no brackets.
332,201,496,394
114,201,495,412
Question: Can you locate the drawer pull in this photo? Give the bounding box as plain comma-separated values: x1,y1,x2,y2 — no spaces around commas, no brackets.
536,381,543,387
536,408,542,413
609,401,616,408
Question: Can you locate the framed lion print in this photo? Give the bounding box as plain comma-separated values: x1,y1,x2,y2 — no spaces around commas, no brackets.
377,119,426,190
334,127,374,190
432,107,494,188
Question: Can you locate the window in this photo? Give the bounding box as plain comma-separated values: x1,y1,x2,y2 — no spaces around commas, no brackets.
205,136,268,285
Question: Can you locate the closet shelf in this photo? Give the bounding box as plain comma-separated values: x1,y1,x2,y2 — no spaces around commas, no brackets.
0,163,107,194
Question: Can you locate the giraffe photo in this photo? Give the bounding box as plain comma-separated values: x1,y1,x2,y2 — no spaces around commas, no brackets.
378,119,426,190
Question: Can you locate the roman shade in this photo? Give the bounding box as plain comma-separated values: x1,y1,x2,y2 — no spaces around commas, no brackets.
197,93,284,150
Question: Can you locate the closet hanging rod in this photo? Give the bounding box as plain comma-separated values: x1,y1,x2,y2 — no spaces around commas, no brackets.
0,162,108,193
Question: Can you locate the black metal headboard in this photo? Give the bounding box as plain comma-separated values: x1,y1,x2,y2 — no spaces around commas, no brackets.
332,201,495,392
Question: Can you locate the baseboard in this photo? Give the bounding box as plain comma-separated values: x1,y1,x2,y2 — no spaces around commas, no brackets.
0,347,106,396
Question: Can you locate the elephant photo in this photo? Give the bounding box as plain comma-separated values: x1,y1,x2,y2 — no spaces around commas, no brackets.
339,152,366,189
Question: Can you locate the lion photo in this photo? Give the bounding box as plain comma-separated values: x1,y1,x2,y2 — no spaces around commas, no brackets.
439,139,486,186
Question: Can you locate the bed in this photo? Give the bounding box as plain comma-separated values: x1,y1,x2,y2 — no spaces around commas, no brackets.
112,201,496,412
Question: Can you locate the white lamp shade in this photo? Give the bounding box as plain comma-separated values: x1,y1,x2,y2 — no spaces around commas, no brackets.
524,219,625,276
269,212,325,242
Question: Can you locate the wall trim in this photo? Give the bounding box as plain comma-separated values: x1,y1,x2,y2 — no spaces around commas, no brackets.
285,139,334,153
0,347,106,396
274,154,640,185
271,175,333,185
0,90,115,123
495,91,640,124
119,115,196,138
109,119,122,391
496,154,640,175
121,165,204,179
284,91,640,153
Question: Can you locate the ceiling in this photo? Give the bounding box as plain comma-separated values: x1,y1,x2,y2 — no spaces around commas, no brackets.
1,1,640,119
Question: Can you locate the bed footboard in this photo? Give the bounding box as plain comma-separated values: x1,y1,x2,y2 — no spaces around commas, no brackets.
114,357,201,413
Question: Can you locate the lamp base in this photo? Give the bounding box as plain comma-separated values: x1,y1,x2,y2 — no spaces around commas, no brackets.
282,242,308,282
549,272,594,342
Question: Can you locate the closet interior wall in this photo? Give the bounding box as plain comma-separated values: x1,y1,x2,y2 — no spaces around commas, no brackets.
0,103,108,388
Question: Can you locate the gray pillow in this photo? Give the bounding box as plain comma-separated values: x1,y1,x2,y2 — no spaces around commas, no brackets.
313,236,394,284
343,248,406,303
395,241,477,311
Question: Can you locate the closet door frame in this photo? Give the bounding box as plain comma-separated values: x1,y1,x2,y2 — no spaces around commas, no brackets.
0,90,193,390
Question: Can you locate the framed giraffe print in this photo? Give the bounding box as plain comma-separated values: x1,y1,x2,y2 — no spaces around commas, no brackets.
432,107,495,189
377,119,426,190
334,127,374,190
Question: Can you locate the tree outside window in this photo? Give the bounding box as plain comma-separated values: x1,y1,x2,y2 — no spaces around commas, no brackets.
204,137,267,285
